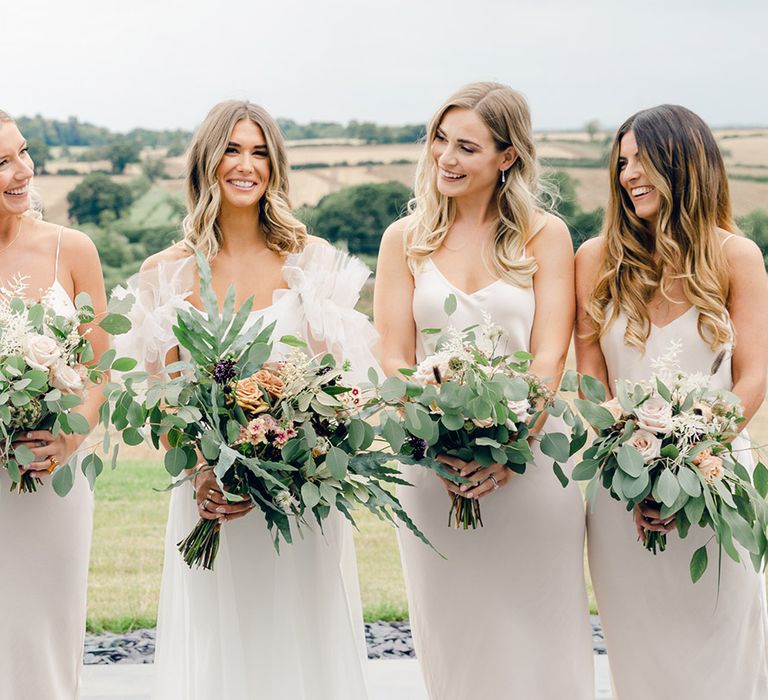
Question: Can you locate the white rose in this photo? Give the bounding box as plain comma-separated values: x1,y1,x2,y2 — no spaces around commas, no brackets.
507,399,531,420
24,334,61,371
627,429,662,462
49,359,84,393
635,396,673,435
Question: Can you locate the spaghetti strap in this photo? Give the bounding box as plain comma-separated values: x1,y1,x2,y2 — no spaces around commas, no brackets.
721,233,736,248
53,226,63,283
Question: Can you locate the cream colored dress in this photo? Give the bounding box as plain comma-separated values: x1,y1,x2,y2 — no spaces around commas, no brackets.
589,305,768,699
397,259,594,700
0,235,94,700
116,243,375,700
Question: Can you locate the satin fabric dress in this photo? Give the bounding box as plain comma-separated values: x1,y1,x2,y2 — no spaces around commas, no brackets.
396,258,595,700
589,306,768,699
0,238,94,700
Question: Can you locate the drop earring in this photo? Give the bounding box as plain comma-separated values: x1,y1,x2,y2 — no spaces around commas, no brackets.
500,169,506,184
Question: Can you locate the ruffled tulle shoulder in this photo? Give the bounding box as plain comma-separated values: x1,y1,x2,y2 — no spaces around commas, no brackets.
277,241,380,381
111,254,195,372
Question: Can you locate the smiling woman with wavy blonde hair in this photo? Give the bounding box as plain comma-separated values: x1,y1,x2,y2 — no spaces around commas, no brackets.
182,100,306,259
575,104,768,700
375,82,594,699
121,99,375,700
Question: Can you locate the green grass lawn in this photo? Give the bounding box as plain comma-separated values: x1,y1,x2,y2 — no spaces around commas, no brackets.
88,459,413,631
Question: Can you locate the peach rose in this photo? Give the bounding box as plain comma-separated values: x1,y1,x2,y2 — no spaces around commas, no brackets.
472,416,495,428
627,429,662,462
234,375,270,415
252,368,285,399
693,449,724,484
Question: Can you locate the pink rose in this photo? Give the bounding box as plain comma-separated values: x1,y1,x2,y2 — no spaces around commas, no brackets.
627,429,662,462
472,416,495,429
507,399,531,420
49,359,84,393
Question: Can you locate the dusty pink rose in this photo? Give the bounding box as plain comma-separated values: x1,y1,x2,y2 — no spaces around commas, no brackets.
627,429,662,462
49,359,84,393
635,396,673,434
472,416,495,429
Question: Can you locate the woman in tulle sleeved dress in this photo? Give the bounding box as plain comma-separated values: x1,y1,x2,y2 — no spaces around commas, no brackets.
374,83,594,699
117,101,375,700
576,104,768,699
0,112,111,699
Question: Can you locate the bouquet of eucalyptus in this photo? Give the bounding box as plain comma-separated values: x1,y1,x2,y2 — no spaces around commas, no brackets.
108,254,429,569
572,342,768,582
371,298,575,529
0,275,133,494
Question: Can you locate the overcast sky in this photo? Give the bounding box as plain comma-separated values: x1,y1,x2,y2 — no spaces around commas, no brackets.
4,0,767,132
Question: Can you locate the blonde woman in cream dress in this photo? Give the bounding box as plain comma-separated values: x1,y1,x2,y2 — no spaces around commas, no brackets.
375,82,594,699
576,104,768,699
117,101,375,700
0,111,110,699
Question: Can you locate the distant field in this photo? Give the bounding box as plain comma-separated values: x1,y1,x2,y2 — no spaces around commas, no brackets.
36,129,768,226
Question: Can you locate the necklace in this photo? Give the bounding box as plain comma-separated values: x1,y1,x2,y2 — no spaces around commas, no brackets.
0,216,23,255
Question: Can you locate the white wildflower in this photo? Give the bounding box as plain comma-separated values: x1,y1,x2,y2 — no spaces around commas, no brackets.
275,490,298,513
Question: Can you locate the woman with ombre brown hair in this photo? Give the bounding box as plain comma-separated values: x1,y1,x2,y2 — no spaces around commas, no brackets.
576,104,768,698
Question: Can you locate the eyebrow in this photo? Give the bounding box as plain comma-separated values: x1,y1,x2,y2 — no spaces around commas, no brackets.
228,141,268,149
0,141,27,160
435,129,481,149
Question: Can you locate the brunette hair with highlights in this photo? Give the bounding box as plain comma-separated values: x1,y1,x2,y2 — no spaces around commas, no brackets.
585,104,736,351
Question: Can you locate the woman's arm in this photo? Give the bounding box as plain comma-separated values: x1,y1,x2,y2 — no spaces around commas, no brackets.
574,236,610,394
725,235,768,426
374,218,417,377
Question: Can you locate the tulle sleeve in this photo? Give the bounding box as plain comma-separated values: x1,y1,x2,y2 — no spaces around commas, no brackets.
111,255,195,378
277,242,382,384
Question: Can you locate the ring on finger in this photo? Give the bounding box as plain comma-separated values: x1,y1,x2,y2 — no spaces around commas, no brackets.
201,498,210,512
489,475,499,491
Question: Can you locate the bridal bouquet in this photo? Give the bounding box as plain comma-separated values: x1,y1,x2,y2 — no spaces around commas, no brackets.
372,298,574,529
109,254,428,569
573,342,768,582
0,275,133,494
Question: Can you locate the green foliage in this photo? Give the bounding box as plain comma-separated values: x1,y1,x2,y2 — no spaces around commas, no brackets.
739,209,768,266
106,141,141,174
299,181,411,255
543,170,604,250
67,173,134,225
25,138,51,174
277,118,424,143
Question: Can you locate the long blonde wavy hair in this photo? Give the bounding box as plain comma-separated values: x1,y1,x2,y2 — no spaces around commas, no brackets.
405,82,550,287
0,110,43,219
182,100,306,259
586,104,736,352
